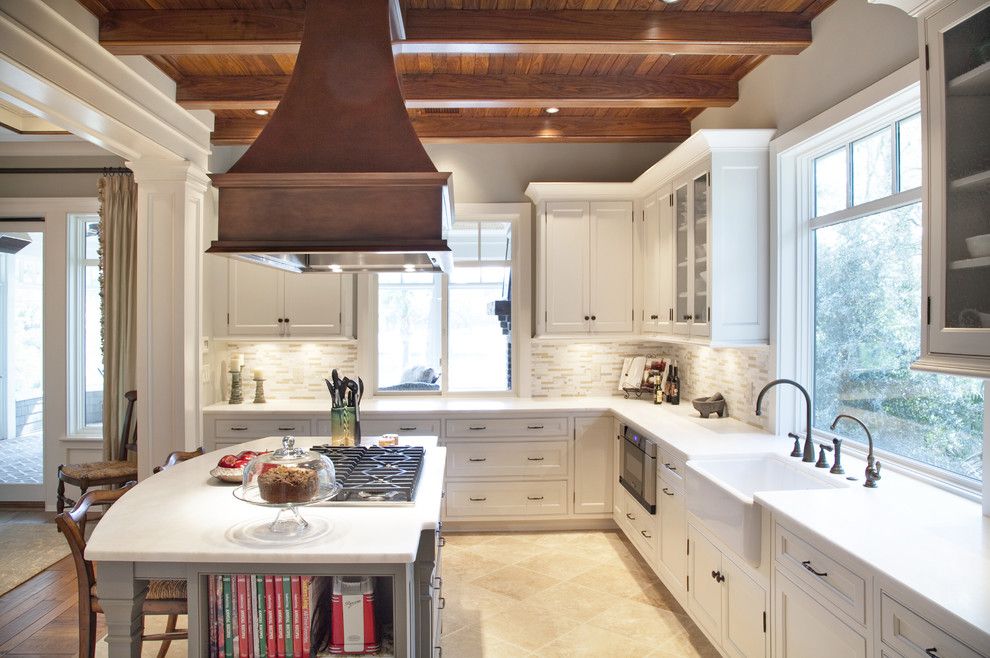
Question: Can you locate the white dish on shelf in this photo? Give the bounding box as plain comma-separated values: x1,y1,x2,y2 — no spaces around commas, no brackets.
966,233,990,258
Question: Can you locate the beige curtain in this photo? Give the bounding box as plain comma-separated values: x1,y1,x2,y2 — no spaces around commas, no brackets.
99,174,138,460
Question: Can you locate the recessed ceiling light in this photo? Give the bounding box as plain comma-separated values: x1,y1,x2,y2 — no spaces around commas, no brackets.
661,0,680,3
254,109,270,116
545,107,560,114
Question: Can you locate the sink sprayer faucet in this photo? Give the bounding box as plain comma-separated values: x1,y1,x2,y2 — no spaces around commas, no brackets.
830,414,881,488
754,379,815,463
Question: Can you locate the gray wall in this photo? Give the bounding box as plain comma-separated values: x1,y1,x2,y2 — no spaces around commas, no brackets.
692,0,919,135
0,155,126,198
210,143,678,202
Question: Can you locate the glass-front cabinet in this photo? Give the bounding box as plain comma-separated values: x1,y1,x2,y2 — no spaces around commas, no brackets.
672,168,711,337
919,0,990,376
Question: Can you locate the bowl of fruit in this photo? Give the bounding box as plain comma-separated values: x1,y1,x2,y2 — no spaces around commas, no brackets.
210,450,269,483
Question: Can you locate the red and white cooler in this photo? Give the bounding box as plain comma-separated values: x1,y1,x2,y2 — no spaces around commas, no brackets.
329,577,378,654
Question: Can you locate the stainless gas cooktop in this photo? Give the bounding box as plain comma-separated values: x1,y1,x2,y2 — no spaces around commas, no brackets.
311,445,425,506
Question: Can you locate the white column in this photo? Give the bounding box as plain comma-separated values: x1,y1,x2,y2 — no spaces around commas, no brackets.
128,159,209,479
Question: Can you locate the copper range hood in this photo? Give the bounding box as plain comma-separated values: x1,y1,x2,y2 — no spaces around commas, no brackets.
207,0,453,273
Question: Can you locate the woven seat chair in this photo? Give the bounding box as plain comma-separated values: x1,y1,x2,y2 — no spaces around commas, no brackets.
56,484,187,658
153,447,205,474
57,390,138,514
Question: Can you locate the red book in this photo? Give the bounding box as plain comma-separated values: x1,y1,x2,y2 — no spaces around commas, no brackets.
237,575,249,658
301,577,311,657
265,576,277,658
274,576,286,658
291,577,303,655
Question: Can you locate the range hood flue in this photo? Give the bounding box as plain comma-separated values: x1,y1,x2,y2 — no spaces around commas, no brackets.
207,0,453,273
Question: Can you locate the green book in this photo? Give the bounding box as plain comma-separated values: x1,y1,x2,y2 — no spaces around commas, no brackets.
222,575,233,658
255,575,267,658
283,576,293,658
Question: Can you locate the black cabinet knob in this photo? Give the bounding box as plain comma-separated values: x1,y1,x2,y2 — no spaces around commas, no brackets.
584,315,590,321
650,314,659,320
591,315,597,321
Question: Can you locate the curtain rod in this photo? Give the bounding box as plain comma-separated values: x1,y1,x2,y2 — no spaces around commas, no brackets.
0,166,132,174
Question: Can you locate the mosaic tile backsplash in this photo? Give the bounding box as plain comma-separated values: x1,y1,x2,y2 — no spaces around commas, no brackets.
211,339,769,427
530,340,770,427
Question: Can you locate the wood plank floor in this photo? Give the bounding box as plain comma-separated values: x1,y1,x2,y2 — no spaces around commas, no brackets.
0,510,103,657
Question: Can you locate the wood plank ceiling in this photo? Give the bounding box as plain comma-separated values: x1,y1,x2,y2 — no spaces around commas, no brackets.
76,0,835,144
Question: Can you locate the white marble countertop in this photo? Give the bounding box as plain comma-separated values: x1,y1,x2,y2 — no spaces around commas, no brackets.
203,396,782,460
86,437,445,565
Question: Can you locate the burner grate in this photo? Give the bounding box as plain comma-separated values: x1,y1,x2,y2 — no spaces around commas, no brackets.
311,445,425,503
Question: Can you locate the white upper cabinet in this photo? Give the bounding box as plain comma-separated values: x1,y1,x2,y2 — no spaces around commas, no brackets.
917,0,990,377
528,130,772,345
539,200,634,335
225,259,348,338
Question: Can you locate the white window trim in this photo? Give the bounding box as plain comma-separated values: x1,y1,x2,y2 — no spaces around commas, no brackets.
357,202,533,399
772,60,986,501
66,212,101,437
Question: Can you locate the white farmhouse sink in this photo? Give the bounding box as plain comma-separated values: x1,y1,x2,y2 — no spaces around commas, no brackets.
686,453,847,567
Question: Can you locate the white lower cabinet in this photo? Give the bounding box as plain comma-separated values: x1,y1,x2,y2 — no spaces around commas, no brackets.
774,568,868,658
657,479,688,595
444,480,567,518
573,415,614,515
688,524,769,658
880,594,985,658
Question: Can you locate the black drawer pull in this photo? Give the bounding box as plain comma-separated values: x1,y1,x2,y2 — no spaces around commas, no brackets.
640,530,652,539
925,649,939,658
230,426,248,431
664,463,678,471
625,512,636,520
650,314,659,320
662,487,675,496
437,597,445,610
399,426,417,431
437,536,446,547
469,497,487,502
468,426,487,431
468,457,487,462
432,576,442,589
277,426,296,431
527,496,544,501
527,457,545,462
527,425,544,430
801,560,828,577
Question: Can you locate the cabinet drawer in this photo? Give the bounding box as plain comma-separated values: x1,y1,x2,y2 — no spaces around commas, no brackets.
362,419,441,437
444,417,568,438
881,594,984,658
774,524,867,625
446,441,568,478
444,480,567,518
214,418,312,439
659,451,686,491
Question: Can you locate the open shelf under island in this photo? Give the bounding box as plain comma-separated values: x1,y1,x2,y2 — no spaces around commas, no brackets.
85,436,446,658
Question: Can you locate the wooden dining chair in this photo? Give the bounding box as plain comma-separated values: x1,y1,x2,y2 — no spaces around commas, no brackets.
56,390,139,513
153,447,205,473
56,484,188,658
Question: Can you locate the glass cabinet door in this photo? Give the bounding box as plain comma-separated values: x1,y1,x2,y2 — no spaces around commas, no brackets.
692,172,711,336
941,3,989,331
674,183,691,334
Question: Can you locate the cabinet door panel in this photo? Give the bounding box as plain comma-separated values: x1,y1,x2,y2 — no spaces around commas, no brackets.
688,526,723,642
590,201,634,333
546,202,591,333
775,569,867,658
723,557,767,658
228,260,282,336
691,171,711,337
673,181,692,335
574,416,614,514
282,271,343,336
657,483,687,594
643,194,662,333
658,186,676,333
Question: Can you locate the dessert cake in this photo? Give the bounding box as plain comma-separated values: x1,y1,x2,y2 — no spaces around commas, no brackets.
258,465,319,504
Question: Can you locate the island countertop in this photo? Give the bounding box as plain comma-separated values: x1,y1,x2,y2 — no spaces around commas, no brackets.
85,437,445,564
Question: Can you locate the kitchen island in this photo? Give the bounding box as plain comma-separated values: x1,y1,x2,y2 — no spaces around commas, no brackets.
85,436,446,658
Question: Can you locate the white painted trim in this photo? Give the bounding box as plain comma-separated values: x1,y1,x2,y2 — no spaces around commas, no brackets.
65,211,101,438
0,0,210,167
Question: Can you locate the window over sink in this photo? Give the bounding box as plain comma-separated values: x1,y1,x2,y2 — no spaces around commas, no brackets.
777,79,985,489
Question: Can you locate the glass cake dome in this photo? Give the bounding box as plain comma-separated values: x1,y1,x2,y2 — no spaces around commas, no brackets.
232,437,341,542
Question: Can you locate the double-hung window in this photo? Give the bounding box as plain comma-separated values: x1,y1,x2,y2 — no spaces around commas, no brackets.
798,99,984,484
375,214,517,394
67,213,103,435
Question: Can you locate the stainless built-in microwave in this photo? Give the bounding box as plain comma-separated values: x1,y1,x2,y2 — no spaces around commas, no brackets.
619,425,657,514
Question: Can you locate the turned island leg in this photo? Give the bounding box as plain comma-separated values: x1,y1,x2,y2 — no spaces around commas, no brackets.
96,561,147,658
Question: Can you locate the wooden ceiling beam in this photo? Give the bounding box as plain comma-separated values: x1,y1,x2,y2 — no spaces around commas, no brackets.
176,73,738,110
212,114,691,145
98,9,811,57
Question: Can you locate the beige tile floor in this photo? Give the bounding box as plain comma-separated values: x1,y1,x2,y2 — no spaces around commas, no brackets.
439,530,720,658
